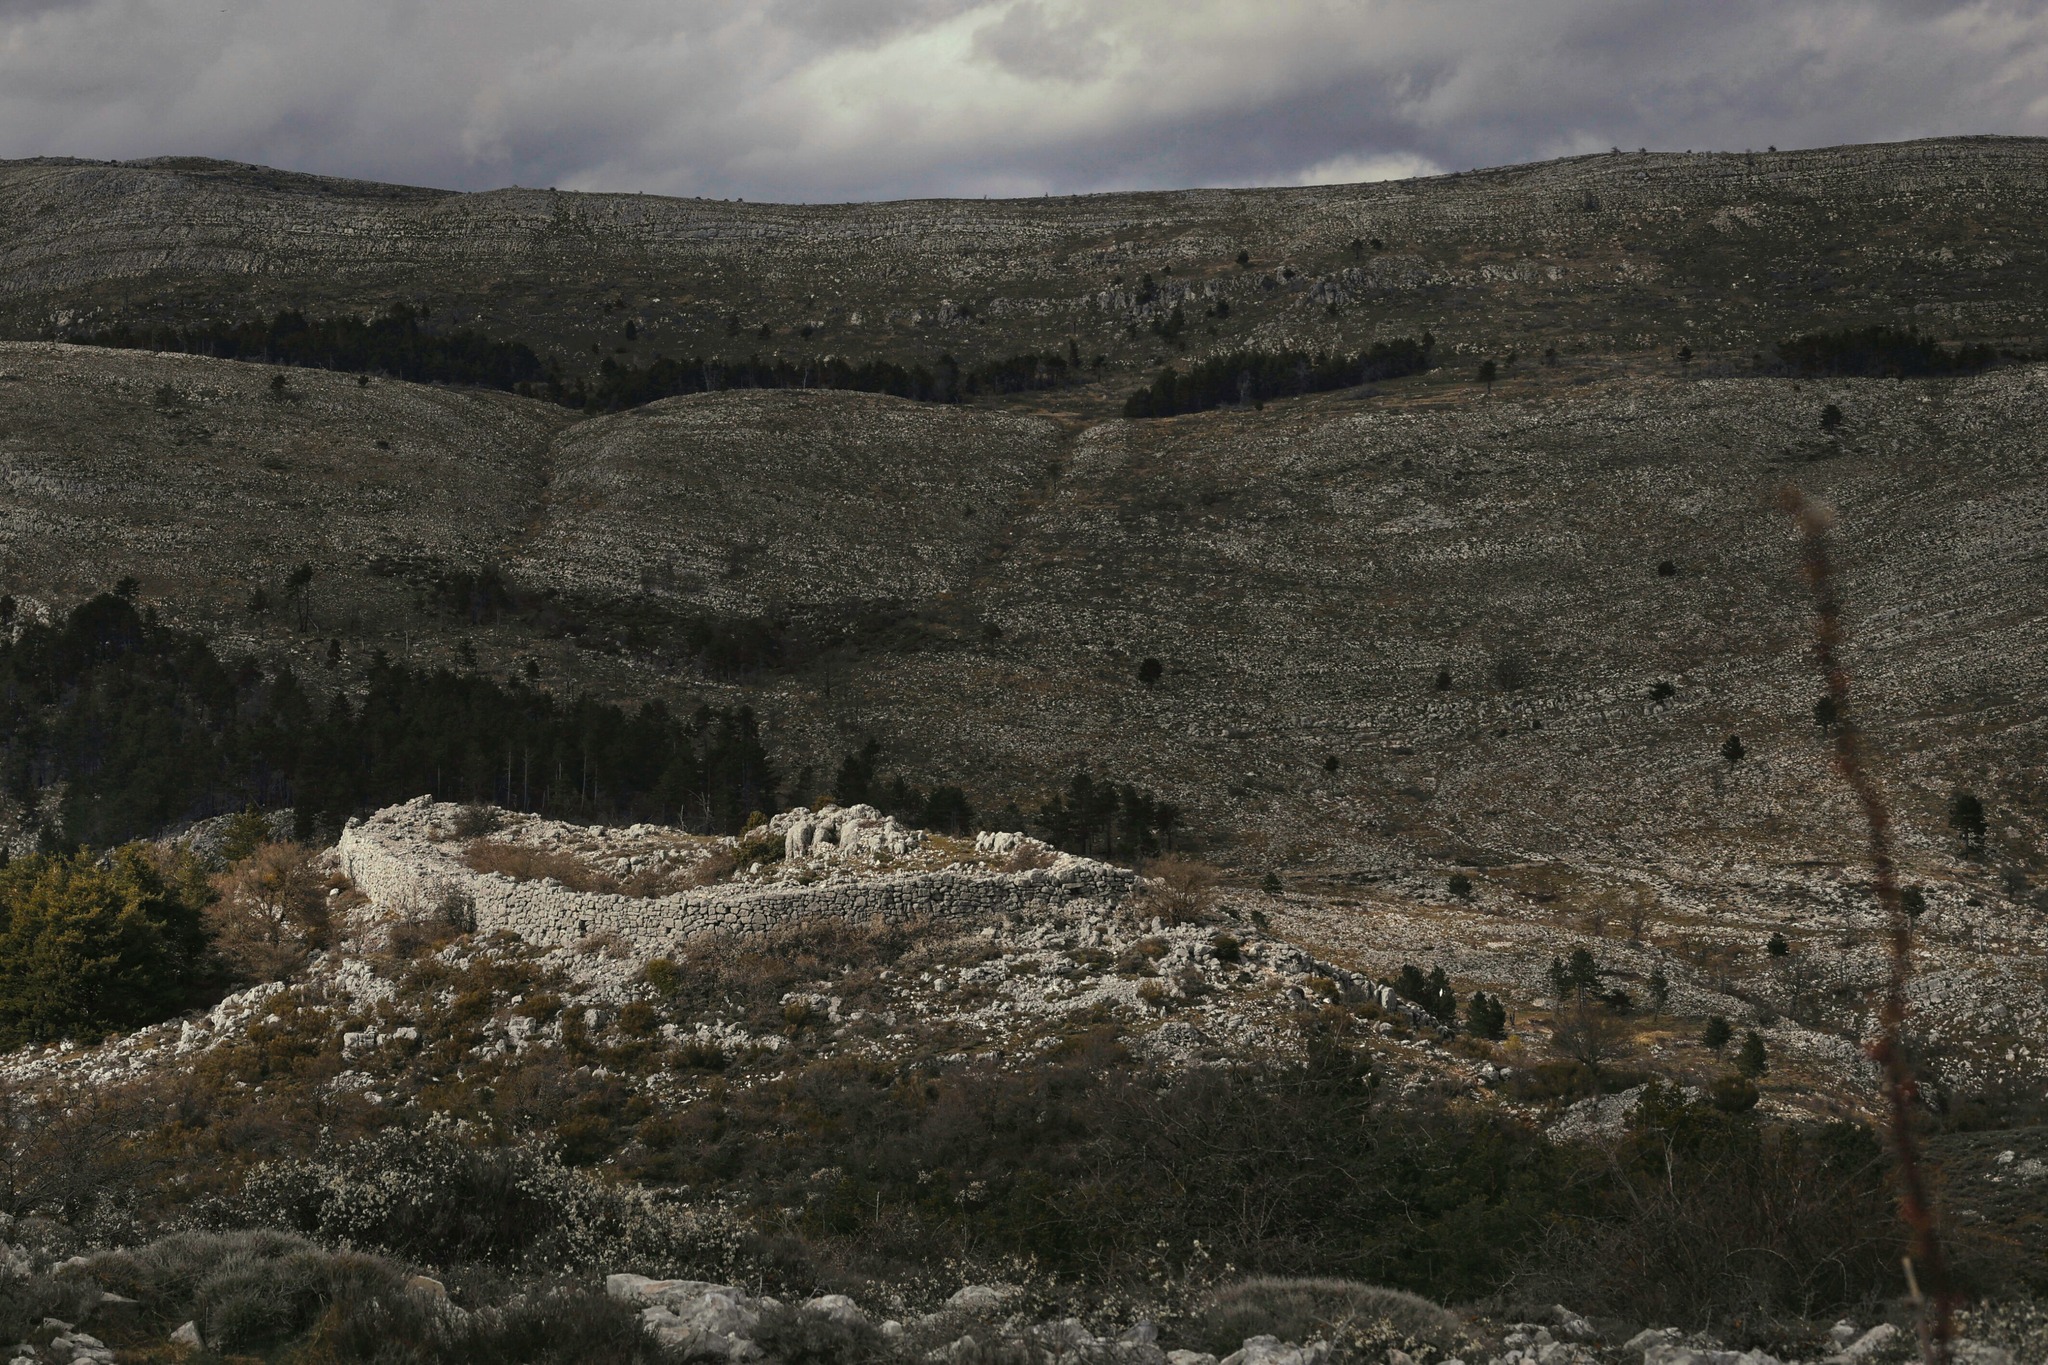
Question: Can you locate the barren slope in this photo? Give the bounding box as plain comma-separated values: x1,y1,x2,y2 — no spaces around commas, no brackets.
0,342,573,650
2,340,2043,893
514,389,1062,617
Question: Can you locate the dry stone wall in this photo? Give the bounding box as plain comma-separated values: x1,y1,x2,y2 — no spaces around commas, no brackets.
337,798,1139,955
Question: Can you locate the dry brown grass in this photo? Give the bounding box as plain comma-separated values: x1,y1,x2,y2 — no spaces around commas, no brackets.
464,831,742,899
463,838,619,894
620,848,737,897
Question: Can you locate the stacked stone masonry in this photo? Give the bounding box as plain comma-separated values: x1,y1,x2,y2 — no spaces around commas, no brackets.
337,798,1139,954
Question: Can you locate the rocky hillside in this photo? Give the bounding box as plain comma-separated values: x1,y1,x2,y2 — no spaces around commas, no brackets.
3,138,2046,389
2,135,2046,1365
3,338,2044,892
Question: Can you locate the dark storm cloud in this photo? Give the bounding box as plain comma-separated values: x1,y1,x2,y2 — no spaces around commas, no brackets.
1,0,2043,199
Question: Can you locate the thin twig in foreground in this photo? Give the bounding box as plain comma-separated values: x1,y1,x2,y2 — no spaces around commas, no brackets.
1778,485,1953,1363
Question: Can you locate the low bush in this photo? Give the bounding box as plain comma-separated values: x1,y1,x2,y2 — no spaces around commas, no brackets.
0,1267,101,1344
230,1114,726,1273
1190,1277,1471,1361
749,1301,896,1365
1514,1083,1897,1329
82,1229,680,1363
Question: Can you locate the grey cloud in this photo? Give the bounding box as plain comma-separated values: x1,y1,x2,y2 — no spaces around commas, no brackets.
0,0,2042,201
763,0,981,50
971,3,1113,83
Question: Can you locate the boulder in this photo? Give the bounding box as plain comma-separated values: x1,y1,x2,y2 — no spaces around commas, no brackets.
1625,1328,1684,1355
47,1330,115,1365
1832,1324,1897,1362
1219,1336,1331,1365
947,1284,1018,1313
405,1275,448,1301
606,1275,762,1357
801,1294,866,1326
1547,1306,1597,1341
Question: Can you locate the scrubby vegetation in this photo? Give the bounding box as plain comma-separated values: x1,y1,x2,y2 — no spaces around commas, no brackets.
78,304,1084,412
15,1230,675,1363
1774,325,2002,377
83,305,548,390
563,347,1082,412
1121,338,1434,418
5,1011,1916,1330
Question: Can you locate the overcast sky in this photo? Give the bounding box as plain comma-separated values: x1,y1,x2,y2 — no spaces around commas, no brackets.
2,0,2045,202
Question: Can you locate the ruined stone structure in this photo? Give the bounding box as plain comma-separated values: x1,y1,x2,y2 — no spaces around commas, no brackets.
337,798,1140,954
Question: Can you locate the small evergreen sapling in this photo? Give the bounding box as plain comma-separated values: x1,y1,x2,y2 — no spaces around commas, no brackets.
1948,790,1987,856
1547,947,1602,1001
1736,1030,1769,1077
1465,990,1508,1041
1703,1015,1733,1051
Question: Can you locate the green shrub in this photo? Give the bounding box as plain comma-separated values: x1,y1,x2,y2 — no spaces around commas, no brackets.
85,1230,409,1353
316,1283,670,1364
233,1114,722,1273
749,1302,895,1365
0,844,210,1045
1190,1277,1469,1360
86,1230,676,1363
1709,1074,1761,1112
1519,1084,1894,1326
0,1269,101,1344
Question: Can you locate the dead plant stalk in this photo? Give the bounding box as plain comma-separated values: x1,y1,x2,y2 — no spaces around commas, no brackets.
1778,485,1953,1363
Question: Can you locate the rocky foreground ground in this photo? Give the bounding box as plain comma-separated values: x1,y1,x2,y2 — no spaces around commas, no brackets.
0,803,2042,1363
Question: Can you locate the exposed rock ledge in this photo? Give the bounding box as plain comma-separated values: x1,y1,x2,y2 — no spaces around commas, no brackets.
337,798,1140,954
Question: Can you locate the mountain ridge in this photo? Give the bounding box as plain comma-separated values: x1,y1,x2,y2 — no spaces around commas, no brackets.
6,135,2046,404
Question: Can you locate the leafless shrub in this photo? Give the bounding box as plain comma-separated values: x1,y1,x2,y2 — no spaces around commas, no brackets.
435,885,477,934
385,917,462,961
205,842,331,981
450,802,502,838
998,843,1058,872
1551,1000,1635,1079
575,929,633,959
1781,485,1954,1359
1138,854,1224,924
620,847,737,897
